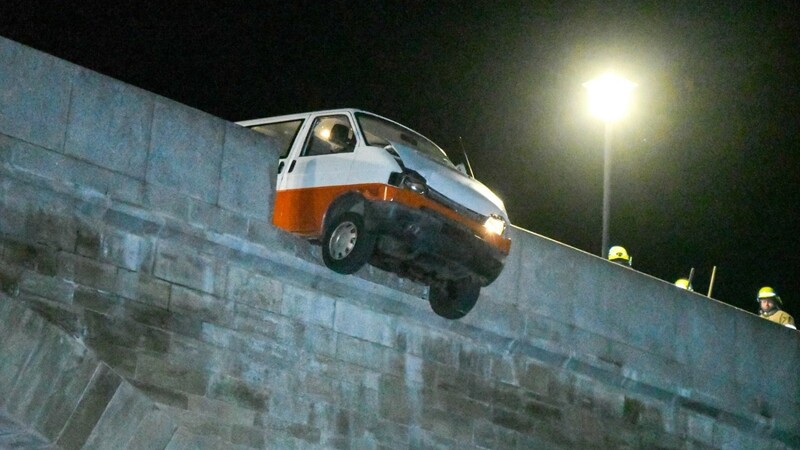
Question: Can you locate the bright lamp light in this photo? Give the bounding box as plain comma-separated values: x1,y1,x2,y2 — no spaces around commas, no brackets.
583,73,637,122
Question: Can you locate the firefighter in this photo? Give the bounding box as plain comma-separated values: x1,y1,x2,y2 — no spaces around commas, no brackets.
757,286,795,328
608,245,631,267
674,278,693,291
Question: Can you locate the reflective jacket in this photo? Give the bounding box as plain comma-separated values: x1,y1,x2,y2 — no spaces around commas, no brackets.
760,309,795,327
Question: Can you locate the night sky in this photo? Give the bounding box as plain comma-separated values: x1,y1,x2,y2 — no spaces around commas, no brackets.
2,1,799,318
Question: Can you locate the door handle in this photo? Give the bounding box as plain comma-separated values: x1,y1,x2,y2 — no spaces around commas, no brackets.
288,160,296,173
278,161,285,173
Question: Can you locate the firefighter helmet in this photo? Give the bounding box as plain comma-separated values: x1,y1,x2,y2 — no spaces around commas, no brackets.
608,246,631,266
675,278,692,291
757,286,783,307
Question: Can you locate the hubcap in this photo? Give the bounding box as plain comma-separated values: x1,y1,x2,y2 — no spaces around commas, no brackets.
329,221,358,260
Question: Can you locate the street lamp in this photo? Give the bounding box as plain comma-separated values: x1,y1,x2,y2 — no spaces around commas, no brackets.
583,73,636,257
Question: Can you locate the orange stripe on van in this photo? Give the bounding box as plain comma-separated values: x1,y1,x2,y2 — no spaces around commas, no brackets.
273,183,511,255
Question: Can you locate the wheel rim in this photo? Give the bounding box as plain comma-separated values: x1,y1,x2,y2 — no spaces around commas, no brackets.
328,221,358,260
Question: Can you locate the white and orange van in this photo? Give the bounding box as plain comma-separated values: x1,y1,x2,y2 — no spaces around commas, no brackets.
239,109,511,319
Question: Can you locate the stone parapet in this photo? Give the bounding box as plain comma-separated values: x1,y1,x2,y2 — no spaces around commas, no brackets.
1,35,797,449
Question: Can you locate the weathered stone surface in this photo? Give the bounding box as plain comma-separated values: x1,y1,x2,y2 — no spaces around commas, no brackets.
226,264,283,312
219,122,277,221
0,37,73,151
125,407,178,450
154,241,219,295
134,352,210,397
56,364,122,449
207,373,270,412
281,283,336,328
170,285,230,322
334,301,396,348
64,69,153,179
147,98,224,204
82,382,153,450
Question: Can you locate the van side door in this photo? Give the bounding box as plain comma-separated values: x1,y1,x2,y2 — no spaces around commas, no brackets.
273,113,359,235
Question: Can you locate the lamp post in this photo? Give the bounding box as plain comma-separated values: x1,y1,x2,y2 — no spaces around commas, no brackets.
583,73,636,257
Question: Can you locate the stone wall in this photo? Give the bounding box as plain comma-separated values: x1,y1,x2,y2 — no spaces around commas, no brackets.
1,35,797,449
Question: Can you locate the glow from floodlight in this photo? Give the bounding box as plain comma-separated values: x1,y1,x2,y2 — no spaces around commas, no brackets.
583,73,637,122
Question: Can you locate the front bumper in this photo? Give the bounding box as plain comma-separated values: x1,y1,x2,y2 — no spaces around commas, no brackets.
365,201,508,286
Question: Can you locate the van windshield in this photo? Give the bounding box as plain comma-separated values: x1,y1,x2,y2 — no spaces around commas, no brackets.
355,113,453,167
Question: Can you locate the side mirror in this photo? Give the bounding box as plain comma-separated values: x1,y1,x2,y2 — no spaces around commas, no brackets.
456,163,469,175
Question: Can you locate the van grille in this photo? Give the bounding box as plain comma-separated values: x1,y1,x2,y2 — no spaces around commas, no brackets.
426,188,486,225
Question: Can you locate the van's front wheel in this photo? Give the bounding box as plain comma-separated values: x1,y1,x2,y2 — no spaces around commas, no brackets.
322,212,376,274
429,279,481,320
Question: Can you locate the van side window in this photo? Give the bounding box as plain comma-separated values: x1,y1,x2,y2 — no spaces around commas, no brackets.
302,115,355,156
249,119,304,159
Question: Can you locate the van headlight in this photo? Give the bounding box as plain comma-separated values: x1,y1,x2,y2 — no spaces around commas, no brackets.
401,172,428,194
484,214,506,236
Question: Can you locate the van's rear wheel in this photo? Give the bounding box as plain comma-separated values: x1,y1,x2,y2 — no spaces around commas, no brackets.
322,212,376,274
429,279,481,320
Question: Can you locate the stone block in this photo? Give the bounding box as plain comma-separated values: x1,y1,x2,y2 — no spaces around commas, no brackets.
170,285,231,322
147,98,224,204
335,333,400,374
64,69,153,178
154,241,219,295
115,269,171,308
85,308,170,354
489,354,519,386
395,323,458,367
457,341,493,378
187,394,257,427
281,283,336,328
56,364,123,450
377,374,413,423
226,264,283,312
124,407,178,450
230,302,285,341
219,123,277,220
420,404,473,443
102,204,164,237
82,382,153,450
334,301,396,348
84,340,132,381
18,295,82,337
461,298,526,341
57,252,118,293
408,425,462,450
165,426,226,450
0,303,46,400
134,352,210,396
6,323,73,425
207,373,270,412
2,179,79,250
267,391,315,425
94,228,154,272
0,37,73,151
473,419,520,450
189,200,249,237
11,138,145,205
363,417,409,449
130,380,189,409
296,324,338,358
231,424,266,449
18,269,75,304
1,240,58,276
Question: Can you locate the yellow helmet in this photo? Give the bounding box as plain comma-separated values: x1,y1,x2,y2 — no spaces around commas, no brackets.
608,246,631,266
757,286,783,307
674,278,692,291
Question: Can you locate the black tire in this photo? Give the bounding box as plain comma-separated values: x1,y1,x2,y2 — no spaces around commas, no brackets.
322,212,376,274
429,279,481,320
